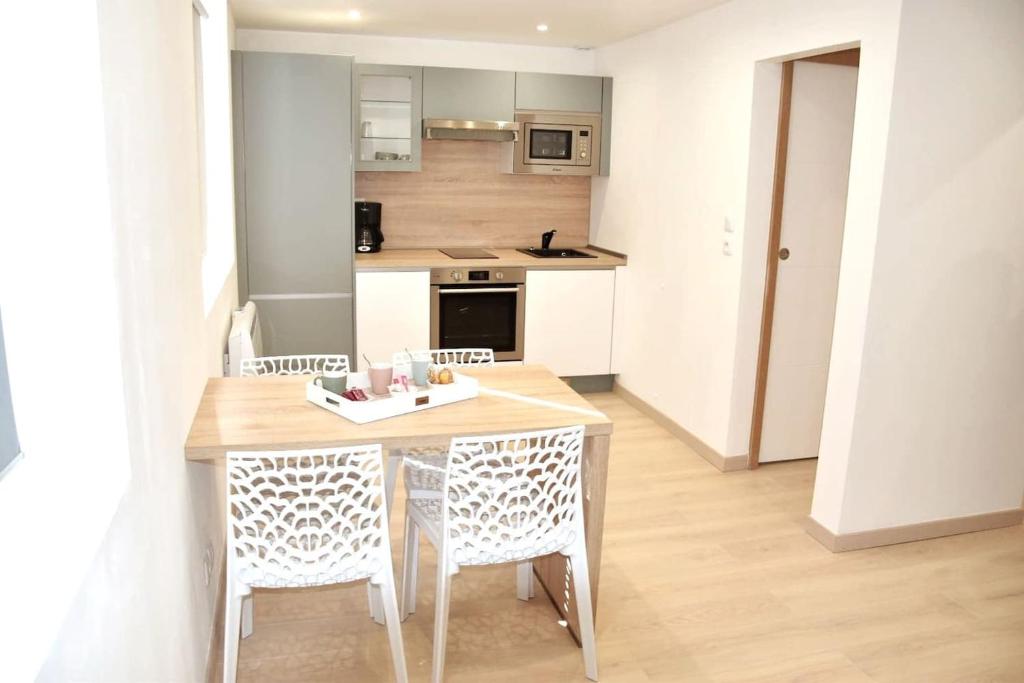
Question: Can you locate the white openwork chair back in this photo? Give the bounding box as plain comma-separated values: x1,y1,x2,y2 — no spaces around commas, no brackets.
392,348,495,367
240,354,351,377
443,425,585,567
227,446,387,588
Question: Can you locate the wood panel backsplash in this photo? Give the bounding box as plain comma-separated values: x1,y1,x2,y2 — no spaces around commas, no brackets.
355,139,591,249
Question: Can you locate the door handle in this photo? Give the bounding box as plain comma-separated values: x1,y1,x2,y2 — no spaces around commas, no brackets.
779,247,790,261
437,288,520,295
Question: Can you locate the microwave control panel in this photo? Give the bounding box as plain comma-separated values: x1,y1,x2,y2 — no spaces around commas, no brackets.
577,129,592,164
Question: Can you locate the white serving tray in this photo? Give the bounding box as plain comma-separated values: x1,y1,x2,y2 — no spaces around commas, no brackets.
305,370,479,424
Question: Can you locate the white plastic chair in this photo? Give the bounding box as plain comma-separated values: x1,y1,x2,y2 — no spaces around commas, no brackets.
239,354,351,377
391,348,495,368
224,445,407,683
399,425,598,683
389,347,496,506
369,348,503,625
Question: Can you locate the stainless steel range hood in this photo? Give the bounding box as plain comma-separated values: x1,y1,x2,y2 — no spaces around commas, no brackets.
422,119,520,142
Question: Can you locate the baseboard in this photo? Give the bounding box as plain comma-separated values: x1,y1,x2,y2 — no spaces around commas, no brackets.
205,555,227,683
804,517,841,551
805,508,1024,553
613,382,747,472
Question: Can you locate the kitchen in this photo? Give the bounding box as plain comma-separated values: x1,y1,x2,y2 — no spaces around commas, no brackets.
231,54,625,384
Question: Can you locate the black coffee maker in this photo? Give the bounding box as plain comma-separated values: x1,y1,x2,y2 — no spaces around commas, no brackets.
354,201,384,253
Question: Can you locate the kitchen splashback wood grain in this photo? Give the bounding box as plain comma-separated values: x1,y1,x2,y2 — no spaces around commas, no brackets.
355,139,591,248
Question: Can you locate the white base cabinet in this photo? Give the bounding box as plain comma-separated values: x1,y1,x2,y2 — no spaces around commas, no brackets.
355,271,430,370
524,270,615,377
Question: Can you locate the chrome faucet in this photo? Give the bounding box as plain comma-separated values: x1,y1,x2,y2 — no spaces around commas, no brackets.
541,229,557,249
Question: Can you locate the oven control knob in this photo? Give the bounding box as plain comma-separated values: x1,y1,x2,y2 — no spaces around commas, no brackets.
495,272,504,280
580,151,588,158
450,271,462,281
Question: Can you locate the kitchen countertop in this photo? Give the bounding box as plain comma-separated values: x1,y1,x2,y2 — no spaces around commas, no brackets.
354,246,627,271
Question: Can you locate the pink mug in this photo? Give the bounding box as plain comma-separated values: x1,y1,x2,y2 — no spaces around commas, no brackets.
368,363,393,395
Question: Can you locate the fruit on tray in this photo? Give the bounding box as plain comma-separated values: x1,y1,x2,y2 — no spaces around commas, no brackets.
428,364,455,385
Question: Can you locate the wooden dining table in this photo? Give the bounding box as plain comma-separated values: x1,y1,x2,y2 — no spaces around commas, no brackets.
185,364,613,641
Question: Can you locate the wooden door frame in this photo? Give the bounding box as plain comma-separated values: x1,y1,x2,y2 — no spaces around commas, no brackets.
747,48,860,470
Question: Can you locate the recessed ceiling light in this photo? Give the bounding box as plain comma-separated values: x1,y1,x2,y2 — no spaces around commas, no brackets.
536,24,549,32
348,9,362,20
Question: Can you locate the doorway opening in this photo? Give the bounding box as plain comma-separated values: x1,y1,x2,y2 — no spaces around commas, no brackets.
748,48,860,469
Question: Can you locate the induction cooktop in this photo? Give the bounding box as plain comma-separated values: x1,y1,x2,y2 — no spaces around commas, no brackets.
440,248,498,259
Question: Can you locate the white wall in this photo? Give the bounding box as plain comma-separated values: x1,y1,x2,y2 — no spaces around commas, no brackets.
235,28,598,74
591,0,903,469
0,3,131,677
813,0,1024,533
25,0,237,680
594,0,1024,537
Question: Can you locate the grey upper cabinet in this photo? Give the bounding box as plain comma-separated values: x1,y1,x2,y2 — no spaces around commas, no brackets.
515,72,604,113
354,64,422,172
233,50,355,358
600,77,613,177
423,67,516,122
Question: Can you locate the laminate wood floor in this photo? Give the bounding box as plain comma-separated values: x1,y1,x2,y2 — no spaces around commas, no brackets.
226,392,1024,682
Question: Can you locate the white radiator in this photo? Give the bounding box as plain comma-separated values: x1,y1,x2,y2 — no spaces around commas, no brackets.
227,302,263,377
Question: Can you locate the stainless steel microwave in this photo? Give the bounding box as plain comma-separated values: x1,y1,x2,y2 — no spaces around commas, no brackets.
513,111,602,176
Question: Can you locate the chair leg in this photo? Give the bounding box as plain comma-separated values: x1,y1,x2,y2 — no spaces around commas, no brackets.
400,514,420,620
385,450,401,516
570,549,599,681
368,581,385,625
431,563,453,683
370,452,403,626
378,575,410,683
223,586,244,683
241,594,254,638
516,561,534,601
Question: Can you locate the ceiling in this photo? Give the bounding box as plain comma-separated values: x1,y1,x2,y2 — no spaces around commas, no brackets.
230,0,731,48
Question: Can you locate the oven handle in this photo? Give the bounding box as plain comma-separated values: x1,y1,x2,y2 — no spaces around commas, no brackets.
437,287,521,294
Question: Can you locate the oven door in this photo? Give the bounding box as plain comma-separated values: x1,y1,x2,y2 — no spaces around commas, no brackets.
522,123,579,166
430,284,525,361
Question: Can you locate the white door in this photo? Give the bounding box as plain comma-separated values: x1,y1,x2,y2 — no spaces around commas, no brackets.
759,61,858,463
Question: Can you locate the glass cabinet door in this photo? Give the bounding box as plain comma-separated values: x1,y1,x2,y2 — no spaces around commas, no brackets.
436,290,519,352
354,65,422,172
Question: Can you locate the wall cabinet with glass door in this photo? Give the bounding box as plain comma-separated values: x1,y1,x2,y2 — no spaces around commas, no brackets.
354,64,422,171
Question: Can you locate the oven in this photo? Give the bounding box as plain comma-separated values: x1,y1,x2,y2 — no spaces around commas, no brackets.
513,111,602,176
430,267,525,362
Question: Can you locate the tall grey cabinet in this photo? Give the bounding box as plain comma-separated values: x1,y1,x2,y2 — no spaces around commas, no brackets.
232,51,355,358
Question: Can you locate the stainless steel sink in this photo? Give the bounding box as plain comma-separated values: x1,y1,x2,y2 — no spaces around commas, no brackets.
517,248,597,258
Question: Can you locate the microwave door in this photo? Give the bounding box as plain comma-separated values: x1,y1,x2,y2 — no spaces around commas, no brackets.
524,124,576,166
